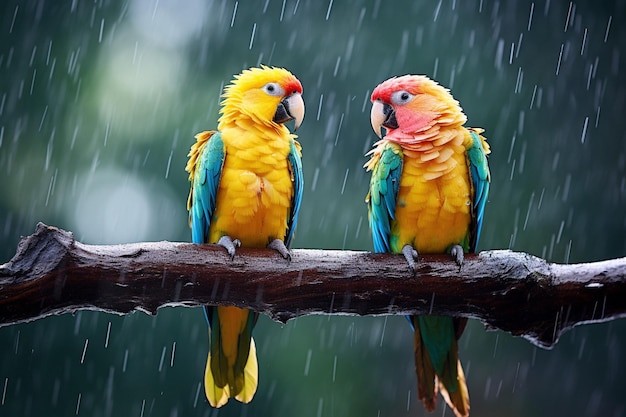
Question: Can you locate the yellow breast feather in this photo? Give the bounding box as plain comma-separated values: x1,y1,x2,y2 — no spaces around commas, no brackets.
390,128,475,254
209,126,294,247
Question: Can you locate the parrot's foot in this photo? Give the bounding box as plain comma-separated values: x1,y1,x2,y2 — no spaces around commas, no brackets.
267,239,292,261
450,244,464,268
401,244,419,275
218,235,241,260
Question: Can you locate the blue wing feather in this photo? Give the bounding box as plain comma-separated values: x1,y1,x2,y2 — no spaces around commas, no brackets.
467,129,491,252
367,142,403,254
285,140,304,248
189,131,225,245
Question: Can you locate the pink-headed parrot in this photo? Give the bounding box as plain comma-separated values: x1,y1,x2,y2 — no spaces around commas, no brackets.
186,66,305,407
365,74,491,417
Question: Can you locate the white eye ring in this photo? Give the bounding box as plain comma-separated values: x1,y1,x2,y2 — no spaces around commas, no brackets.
263,82,285,96
390,90,414,105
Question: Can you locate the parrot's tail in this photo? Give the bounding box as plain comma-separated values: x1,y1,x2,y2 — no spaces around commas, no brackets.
438,359,470,417
204,337,258,407
414,322,438,412
413,316,470,417
203,306,259,408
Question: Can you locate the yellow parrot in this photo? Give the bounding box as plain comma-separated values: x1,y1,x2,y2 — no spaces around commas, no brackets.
186,66,305,407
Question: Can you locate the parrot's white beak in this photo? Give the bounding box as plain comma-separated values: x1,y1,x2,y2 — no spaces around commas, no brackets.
275,92,305,131
370,100,387,139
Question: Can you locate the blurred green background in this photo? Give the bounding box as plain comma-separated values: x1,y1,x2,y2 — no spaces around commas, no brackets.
1,0,625,416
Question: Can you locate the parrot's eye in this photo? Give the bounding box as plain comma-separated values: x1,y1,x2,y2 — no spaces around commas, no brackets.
391,90,414,105
263,82,285,97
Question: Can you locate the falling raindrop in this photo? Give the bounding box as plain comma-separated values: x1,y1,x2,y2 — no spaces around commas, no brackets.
1,378,7,405
104,321,111,348
165,149,173,179
484,377,492,399
99,18,105,43
564,239,572,263
581,116,589,143
123,349,129,372
158,345,167,372
340,168,349,194
80,339,89,364
230,1,238,26
334,113,344,145
75,393,82,415
604,15,612,42
556,43,564,75
523,191,535,231
564,2,574,32
406,389,411,411
527,2,534,31
38,105,48,131
512,362,521,393
304,348,312,376
379,315,388,347
316,94,324,121
249,22,257,49
325,0,333,21
14,330,19,354
433,0,442,22
311,167,319,191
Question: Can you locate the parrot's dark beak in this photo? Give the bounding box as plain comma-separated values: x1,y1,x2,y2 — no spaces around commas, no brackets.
274,92,305,131
370,100,398,138
381,103,398,130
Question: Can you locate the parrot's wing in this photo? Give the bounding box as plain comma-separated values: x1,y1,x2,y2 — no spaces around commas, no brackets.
285,139,304,248
186,131,225,245
367,142,403,253
467,129,491,252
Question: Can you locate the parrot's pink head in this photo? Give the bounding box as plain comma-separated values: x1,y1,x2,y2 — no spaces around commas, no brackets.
370,75,465,140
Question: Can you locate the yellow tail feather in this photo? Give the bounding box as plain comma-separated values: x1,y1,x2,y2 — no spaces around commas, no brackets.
204,337,258,408
234,338,258,403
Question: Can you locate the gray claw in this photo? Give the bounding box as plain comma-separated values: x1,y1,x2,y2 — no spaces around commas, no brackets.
401,244,419,275
450,244,464,268
218,235,241,260
268,239,292,261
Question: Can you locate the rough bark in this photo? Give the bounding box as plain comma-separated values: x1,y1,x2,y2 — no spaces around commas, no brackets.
1,223,625,348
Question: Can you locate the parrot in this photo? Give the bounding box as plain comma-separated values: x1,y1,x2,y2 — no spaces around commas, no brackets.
185,66,305,408
365,74,490,417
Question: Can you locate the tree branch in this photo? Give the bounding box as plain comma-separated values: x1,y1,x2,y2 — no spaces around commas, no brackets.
1,223,625,349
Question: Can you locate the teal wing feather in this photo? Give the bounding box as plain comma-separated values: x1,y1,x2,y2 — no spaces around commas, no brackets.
285,140,304,248
189,132,225,245
367,142,403,253
188,131,226,330
466,129,491,252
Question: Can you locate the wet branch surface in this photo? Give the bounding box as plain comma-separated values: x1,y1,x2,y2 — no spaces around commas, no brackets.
1,223,625,349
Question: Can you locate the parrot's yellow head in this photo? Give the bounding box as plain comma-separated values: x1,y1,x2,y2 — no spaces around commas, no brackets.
370,74,466,139
218,65,304,132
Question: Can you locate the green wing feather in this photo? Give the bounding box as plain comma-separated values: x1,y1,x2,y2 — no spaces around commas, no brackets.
367,142,403,254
